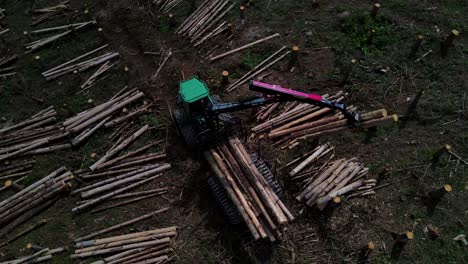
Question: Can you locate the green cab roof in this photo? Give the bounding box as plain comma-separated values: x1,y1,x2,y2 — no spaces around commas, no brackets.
179,77,209,103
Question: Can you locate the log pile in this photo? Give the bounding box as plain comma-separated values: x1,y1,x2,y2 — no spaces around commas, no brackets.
63,87,150,147
0,88,152,161
205,137,294,242
0,106,69,162
0,247,66,263
252,91,397,148
31,0,70,26
71,126,170,213
72,226,177,262
0,167,73,235
175,0,234,47
41,44,119,82
0,55,17,78
225,46,291,92
288,143,373,210
0,159,36,193
25,20,96,52
156,0,183,14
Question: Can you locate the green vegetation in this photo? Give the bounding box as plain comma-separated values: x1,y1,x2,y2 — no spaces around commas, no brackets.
334,11,400,56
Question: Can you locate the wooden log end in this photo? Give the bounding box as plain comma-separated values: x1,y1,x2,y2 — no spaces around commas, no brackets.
392,114,398,122
4,180,12,187
417,35,425,40
292,46,300,52
451,29,460,37
332,196,341,204
368,241,375,250
405,231,414,240
444,144,452,151
443,184,452,192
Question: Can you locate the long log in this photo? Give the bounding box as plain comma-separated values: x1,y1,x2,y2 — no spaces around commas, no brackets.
75,234,172,254
210,33,280,61
74,208,169,242
76,227,176,248
71,238,170,259
72,174,164,212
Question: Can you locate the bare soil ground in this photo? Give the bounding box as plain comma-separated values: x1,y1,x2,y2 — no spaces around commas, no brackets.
0,0,467,263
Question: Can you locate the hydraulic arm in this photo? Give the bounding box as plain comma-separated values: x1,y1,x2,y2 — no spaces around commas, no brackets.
208,80,361,124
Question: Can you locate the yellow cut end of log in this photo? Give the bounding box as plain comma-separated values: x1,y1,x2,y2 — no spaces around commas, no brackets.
417,35,424,40
222,70,229,76
405,231,414,240
444,184,452,192
240,6,245,10
124,65,129,72
87,99,93,103
392,114,398,122
292,46,300,52
368,241,375,250
444,144,451,150
451,29,460,36
374,3,381,8
332,196,341,204
26,243,33,249
90,152,97,158
4,180,12,187
351,58,357,64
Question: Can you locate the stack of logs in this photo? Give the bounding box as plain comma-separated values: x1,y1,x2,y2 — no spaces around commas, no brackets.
0,55,17,78
63,87,149,147
288,143,373,210
40,44,119,89
0,88,152,162
31,0,70,26
176,0,234,47
25,20,96,52
0,159,36,193
0,167,73,235
0,106,69,162
72,125,170,213
1,247,66,263
205,137,294,242
72,226,177,263
253,91,396,148
156,0,182,14
226,46,291,92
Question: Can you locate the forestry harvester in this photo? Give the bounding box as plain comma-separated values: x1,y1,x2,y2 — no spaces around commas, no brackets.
172,77,360,224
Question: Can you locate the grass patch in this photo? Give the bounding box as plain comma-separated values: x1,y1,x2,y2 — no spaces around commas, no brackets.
334,11,400,57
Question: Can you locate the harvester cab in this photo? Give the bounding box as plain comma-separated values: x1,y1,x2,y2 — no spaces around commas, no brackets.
173,77,244,150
